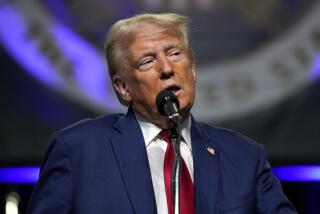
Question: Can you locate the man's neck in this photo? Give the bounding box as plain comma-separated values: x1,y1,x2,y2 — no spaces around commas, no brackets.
133,110,189,130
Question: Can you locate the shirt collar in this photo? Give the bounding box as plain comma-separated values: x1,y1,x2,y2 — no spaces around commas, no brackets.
135,113,192,151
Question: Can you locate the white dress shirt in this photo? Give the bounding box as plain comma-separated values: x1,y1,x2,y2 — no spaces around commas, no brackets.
136,114,194,214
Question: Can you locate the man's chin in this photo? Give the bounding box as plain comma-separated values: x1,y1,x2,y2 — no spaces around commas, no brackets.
180,103,193,118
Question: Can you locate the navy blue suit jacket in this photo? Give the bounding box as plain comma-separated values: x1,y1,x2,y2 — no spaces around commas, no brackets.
27,109,297,213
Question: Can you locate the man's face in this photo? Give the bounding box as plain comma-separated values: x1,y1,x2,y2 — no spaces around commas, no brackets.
113,25,196,127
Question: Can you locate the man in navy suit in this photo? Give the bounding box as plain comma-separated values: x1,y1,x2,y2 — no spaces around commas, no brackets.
27,13,297,213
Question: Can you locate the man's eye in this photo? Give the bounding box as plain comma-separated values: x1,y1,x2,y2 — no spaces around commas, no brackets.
170,51,181,56
141,59,153,64
139,58,154,70
168,50,183,60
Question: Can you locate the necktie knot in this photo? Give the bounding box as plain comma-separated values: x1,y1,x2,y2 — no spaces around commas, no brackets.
159,130,170,143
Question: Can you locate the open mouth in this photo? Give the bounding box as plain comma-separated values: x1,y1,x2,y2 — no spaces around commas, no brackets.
165,85,181,95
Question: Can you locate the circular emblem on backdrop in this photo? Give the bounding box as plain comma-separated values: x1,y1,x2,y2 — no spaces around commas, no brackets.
0,0,319,121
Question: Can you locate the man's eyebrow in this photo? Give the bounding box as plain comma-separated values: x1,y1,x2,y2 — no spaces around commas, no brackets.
164,44,183,52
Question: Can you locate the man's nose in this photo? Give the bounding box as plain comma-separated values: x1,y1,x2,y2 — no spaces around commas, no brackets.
158,56,174,79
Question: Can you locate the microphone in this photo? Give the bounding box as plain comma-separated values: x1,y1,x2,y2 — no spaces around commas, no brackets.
156,90,181,123
156,90,182,210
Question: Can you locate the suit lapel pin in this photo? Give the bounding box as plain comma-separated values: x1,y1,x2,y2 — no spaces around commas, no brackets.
207,146,215,156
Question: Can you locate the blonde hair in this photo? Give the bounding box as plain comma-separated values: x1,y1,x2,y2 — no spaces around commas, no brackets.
104,13,193,105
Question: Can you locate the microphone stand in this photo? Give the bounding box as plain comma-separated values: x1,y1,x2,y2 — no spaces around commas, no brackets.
169,116,182,214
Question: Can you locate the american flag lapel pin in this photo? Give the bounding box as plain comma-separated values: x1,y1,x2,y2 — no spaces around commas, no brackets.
207,146,215,156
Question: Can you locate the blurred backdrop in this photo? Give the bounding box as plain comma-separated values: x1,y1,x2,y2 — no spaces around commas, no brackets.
0,0,320,213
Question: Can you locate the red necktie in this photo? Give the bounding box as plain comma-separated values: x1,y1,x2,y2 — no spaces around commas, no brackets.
160,130,194,214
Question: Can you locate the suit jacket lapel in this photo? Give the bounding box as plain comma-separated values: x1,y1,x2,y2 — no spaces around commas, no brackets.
191,118,220,214
110,109,157,214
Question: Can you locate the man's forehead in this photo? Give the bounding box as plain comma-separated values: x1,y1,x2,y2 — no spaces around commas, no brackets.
127,22,181,41
128,34,183,59
119,23,187,61
134,21,178,33
130,28,182,47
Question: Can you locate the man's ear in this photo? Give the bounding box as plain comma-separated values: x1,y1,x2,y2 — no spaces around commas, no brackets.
192,63,197,83
113,76,132,102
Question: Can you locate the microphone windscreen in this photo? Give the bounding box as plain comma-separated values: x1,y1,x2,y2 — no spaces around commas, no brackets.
156,90,180,116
